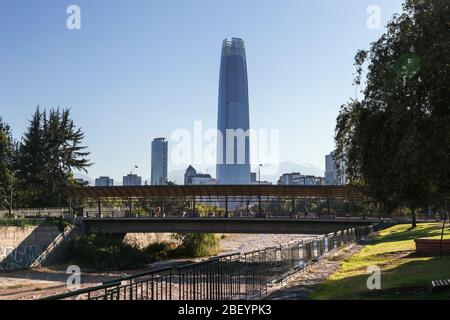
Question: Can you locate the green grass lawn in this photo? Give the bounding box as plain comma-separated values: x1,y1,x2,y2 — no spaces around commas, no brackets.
311,223,450,300
0,217,71,231
0,218,46,227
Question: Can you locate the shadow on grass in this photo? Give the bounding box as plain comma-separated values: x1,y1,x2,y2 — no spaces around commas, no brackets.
371,223,450,245
312,256,450,300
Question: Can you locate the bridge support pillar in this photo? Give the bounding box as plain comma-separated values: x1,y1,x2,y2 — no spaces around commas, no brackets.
97,199,102,218
327,197,330,216
225,196,228,218
246,201,249,218
258,196,262,217
346,201,350,219
129,197,133,217
291,198,295,218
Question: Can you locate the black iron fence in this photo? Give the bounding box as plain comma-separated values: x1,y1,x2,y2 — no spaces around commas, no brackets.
43,225,373,300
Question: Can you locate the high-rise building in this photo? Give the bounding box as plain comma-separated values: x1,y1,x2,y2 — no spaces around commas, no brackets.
151,138,168,185
95,176,114,187
325,153,336,185
123,174,142,186
336,158,347,185
216,38,251,185
278,172,303,185
325,152,347,185
277,172,323,186
184,165,216,185
184,165,197,185
250,172,257,183
191,174,216,185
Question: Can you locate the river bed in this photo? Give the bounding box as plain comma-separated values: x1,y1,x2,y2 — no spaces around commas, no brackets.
0,233,315,300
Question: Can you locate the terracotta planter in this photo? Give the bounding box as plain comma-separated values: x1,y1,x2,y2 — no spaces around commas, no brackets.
415,238,450,256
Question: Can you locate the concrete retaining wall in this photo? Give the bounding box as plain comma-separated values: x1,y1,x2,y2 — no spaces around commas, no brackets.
0,226,177,271
0,225,62,271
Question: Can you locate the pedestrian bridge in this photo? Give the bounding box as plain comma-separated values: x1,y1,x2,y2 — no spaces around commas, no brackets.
82,217,380,235
68,185,379,234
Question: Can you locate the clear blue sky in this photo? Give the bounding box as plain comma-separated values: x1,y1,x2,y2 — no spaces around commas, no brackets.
0,0,404,183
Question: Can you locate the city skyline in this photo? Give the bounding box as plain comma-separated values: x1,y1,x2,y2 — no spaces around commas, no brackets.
0,0,405,184
0,0,447,303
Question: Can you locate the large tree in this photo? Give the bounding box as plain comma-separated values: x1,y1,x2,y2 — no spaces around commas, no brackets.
335,0,450,227
0,118,16,210
17,108,47,206
18,107,92,207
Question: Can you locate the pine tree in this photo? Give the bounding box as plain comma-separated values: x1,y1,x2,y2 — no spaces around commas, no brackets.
43,108,91,206
18,107,92,207
0,118,15,209
17,107,47,206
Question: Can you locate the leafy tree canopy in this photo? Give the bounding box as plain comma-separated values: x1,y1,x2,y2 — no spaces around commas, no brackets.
334,0,450,226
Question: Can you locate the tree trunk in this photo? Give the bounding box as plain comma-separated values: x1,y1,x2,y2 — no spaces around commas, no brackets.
410,208,417,228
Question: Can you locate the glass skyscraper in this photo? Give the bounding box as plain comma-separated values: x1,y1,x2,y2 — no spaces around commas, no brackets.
216,38,251,185
151,138,168,185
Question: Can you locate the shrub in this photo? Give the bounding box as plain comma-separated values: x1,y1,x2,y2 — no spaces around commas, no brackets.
56,217,71,232
142,242,176,262
69,234,147,270
0,218,26,227
0,218,45,227
69,233,222,270
172,233,220,258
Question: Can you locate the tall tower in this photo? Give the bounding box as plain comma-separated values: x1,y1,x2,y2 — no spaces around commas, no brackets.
325,153,336,185
216,38,251,185
151,138,168,185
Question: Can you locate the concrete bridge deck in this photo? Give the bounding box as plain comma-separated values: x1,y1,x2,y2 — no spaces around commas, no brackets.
82,217,380,235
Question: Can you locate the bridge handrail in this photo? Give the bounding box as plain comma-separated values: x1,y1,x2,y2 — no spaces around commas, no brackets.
80,216,387,224
101,251,243,284
177,252,242,270
41,281,122,300
102,266,174,284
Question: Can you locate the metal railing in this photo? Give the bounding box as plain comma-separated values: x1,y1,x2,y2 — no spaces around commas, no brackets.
76,211,386,220
43,225,374,300
2,207,444,222
0,208,70,218
30,224,76,268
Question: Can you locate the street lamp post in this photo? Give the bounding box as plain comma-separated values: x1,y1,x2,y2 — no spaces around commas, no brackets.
128,165,138,217
258,164,263,218
9,170,18,217
258,164,263,184
9,176,13,216
130,165,138,177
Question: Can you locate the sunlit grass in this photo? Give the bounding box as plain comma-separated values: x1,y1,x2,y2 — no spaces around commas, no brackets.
311,223,450,300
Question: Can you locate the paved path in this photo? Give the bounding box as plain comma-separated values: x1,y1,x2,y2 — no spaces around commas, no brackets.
267,244,363,300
